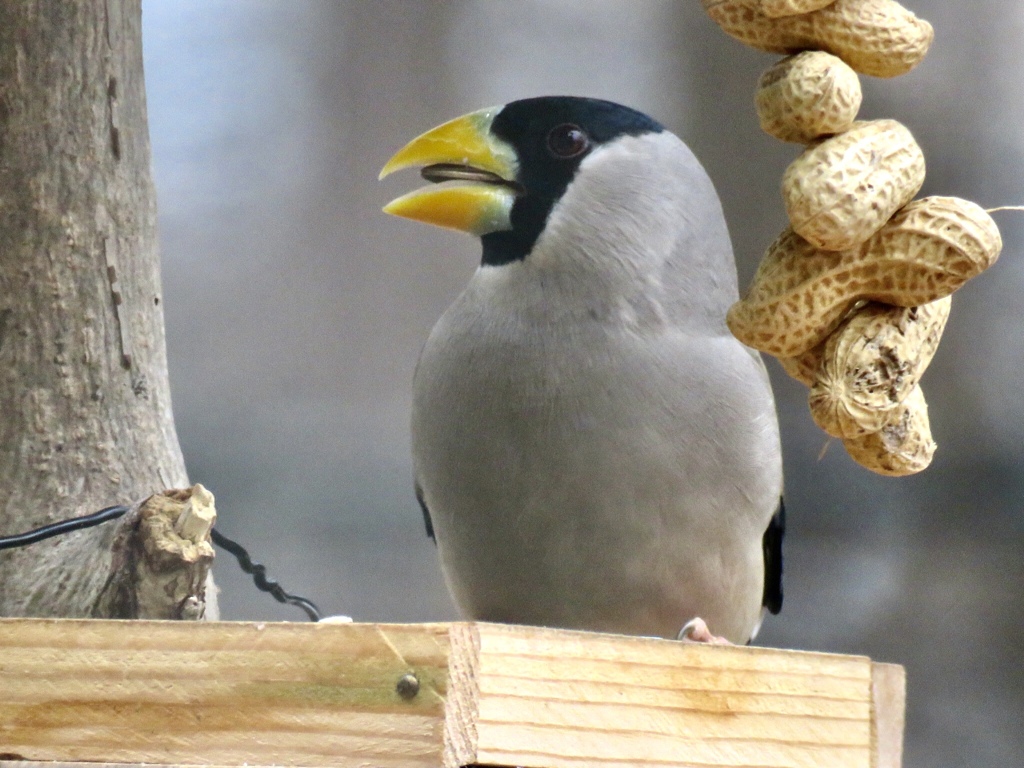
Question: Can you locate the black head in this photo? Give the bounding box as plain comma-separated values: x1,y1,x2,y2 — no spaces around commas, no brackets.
482,97,664,267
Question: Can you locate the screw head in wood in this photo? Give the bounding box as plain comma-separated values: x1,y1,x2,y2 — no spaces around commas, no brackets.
396,672,420,699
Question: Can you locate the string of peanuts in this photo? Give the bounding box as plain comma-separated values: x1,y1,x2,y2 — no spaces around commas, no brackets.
703,0,1004,476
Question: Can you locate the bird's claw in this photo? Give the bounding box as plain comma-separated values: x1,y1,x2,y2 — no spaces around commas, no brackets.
677,617,732,645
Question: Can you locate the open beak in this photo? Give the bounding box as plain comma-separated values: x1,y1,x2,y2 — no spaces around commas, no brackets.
379,106,521,236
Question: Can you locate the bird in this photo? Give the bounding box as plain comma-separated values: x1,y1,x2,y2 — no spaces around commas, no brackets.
379,96,784,644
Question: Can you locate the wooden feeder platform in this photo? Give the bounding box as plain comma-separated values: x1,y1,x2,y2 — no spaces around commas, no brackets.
0,618,904,768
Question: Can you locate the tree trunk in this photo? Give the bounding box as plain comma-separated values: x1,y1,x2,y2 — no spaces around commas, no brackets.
0,0,216,618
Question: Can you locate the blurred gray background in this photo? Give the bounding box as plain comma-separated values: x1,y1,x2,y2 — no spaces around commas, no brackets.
141,2,1022,766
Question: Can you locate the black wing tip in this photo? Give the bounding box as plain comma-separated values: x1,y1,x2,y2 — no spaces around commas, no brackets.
414,482,435,542
762,496,785,615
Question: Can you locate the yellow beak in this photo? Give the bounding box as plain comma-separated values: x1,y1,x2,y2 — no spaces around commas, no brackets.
379,107,520,236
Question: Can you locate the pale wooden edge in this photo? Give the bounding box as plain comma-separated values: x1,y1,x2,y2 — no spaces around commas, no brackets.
871,661,907,768
0,764,268,768
442,622,481,768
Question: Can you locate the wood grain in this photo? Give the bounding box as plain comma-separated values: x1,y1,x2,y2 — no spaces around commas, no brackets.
0,619,450,767
0,618,903,768
872,662,907,768
463,623,879,768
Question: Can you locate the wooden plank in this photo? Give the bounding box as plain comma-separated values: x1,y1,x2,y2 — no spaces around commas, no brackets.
0,619,450,767
871,662,906,768
454,623,884,768
0,619,904,768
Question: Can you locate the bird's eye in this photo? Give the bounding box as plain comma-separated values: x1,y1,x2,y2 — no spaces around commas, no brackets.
546,124,590,159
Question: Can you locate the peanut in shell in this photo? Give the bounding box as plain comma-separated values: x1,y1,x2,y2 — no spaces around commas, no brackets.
808,297,951,438
757,51,862,144
783,119,925,250
726,197,1002,359
776,304,864,385
777,345,824,385
703,0,934,78
842,385,936,475
760,0,837,17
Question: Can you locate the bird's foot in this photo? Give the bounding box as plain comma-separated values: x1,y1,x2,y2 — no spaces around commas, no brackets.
676,617,732,645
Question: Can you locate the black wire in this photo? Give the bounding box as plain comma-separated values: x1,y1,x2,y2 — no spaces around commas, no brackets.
0,505,130,550
0,504,323,622
209,528,322,621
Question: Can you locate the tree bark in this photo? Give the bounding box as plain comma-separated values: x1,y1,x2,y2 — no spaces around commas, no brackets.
0,0,216,618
